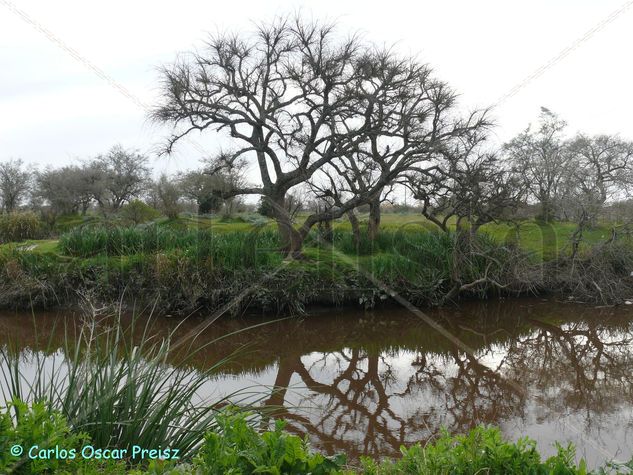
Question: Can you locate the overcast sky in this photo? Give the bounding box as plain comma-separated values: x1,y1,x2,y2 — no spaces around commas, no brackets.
1,0,632,176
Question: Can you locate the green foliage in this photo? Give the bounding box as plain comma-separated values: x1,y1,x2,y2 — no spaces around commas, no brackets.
7,217,631,311
256,196,275,218
119,200,161,225
52,214,101,234
195,409,345,474
0,212,46,243
0,399,89,474
360,426,587,475
5,225,525,312
198,193,224,214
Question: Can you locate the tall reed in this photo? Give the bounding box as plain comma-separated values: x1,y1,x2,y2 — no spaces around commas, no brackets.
0,307,266,458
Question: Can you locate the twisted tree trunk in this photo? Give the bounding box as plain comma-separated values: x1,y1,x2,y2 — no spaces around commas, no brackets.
368,197,381,241
347,210,361,249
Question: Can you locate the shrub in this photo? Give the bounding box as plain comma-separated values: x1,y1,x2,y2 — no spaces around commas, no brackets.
360,426,586,475
0,212,46,243
548,240,633,304
119,200,161,225
194,409,345,474
0,404,625,474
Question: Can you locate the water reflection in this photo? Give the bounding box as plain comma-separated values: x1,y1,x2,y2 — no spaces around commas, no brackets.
1,299,633,467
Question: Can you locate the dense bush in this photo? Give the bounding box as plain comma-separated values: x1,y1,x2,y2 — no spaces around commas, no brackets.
0,399,120,474
547,240,633,304
0,212,46,243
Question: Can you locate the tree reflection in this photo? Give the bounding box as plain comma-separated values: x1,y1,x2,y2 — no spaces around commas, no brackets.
260,317,633,460
504,319,633,425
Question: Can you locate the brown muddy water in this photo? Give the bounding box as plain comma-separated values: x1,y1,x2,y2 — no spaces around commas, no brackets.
1,298,633,468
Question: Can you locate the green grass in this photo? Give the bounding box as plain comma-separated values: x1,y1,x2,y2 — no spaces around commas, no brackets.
5,214,613,298
57,226,282,268
481,220,615,260
41,212,621,263
53,213,102,233
54,225,463,287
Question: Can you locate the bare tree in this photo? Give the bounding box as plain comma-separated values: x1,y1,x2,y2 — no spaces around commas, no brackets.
91,145,150,213
153,19,488,256
152,18,370,255
504,108,571,222
560,134,633,223
404,131,526,303
0,159,32,213
307,50,488,243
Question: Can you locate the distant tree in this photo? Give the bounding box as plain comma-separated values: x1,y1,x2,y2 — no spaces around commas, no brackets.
36,165,95,216
179,157,246,215
0,159,32,213
504,108,571,223
256,192,302,219
152,174,182,219
91,145,150,213
179,171,215,214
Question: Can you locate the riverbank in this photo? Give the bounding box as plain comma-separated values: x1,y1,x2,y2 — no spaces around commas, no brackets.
0,226,524,314
2,220,633,315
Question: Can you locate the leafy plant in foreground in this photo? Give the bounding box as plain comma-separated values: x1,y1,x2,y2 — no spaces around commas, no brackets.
0,399,91,474
194,409,345,474
2,401,631,474
361,426,587,475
